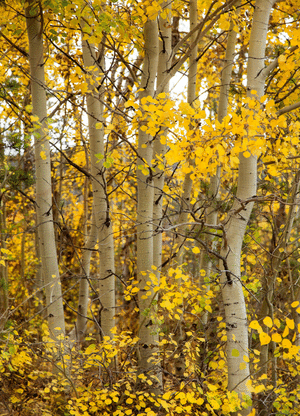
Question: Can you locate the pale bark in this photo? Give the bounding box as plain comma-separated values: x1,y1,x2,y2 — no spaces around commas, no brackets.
73,145,98,343
292,171,300,347
200,4,240,325
75,211,98,343
137,18,160,388
173,0,198,378
220,0,274,411
33,225,45,316
25,0,65,342
258,169,300,415
175,0,198,266
153,1,172,272
0,194,8,331
81,36,115,340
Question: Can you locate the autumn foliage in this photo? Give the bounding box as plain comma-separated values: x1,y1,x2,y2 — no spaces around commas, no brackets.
1,1,300,415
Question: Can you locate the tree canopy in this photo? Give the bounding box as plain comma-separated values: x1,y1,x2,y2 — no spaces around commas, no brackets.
1,1,300,415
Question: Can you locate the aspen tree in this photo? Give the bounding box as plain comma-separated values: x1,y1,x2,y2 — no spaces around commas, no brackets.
172,0,198,379
258,168,300,415
220,0,275,411
202,4,240,282
0,194,8,330
198,5,240,379
75,212,98,342
81,33,115,340
153,1,172,273
175,0,198,267
25,0,66,343
136,16,160,388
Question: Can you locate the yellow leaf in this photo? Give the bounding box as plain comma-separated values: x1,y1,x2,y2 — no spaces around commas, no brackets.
282,338,292,349
249,320,262,333
286,318,295,330
0,248,11,255
160,136,167,145
10,396,19,403
274,318,281,328
282,325,289,338
192,247,200,254
268,164,278,176
259,332,271,346
291,136,299,145
263,316,273,328
210,399,220,410
40,151,47,160
210,361,218,369
0,260,5,266
240,362,247,370
254,384,265,394
142,167,149,176
85,343,96,354
271,333,282,343
278,54,286,64
205,304,212,313
231,348,240,357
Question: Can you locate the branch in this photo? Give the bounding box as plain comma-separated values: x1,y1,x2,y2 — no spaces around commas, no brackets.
276,100,300,116
0,31,29,57
261,45,298,79
49,141,91,178
156,0,240,95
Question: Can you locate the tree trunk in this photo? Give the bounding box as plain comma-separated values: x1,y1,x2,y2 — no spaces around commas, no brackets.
220,1,274,412
137,17,160,390
0,194,8,331
81,35,115,340
153,1,172,273
173,0,198,378
25,0,65,343
199,7,240,376
75,211,98,343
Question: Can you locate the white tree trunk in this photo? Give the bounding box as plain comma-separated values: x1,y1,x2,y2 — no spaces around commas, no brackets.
201,3,240,324
175,0,198,266
220,0,274,410
137,18,160,387
75,211,98,342
153,2,172,272
25,0,65,342
173,0,198,378
81,37,115,340
0,196,8,331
